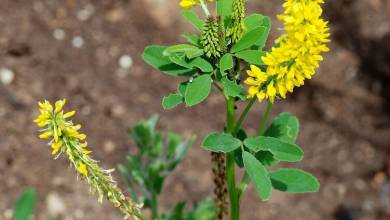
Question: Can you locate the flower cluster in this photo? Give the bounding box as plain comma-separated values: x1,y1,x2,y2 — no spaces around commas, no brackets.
245,0,330,103
201,16,226,58
227,0,246,43
34,99,143,219
179,0,213,9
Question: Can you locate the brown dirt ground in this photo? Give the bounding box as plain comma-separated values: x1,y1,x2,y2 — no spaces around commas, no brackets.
0,0,389,220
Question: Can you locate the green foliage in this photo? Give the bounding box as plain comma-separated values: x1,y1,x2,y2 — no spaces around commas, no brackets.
119,115,195,205
202,132,241,153
221,77,246,100
161,198,216,220
244,136,303,162
242,152,272,201
219,54,234,75
181,10,204,31
162,93,183,110
13,188,36,220
164,44,204,59
143,46,196,76
185,75,213,106
230,27,267,53
269,168,320,193
216,0,233,27
264,112,299,143
181,33,201,46
234,50,265,66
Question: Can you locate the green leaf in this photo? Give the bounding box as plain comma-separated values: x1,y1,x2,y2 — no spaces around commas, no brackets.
221,77,246,100
181,10,204,31
216,0,233,27
244,136,303,162
234,50,265,66
178,82,188,96
243,152,272,201
244,14,265,31
169,55,193,69
190,57,214,72
182,33,201,46
254,16,271,50
202,132,241,153
231,27,267,53
255,151,279,167
219,54,233,75
14,188,36,220
163,44,204,59
269,168,320,193
162,93,183,110
185,75,213,106
170,56,213,72
264,112,299,143
143,46,195,76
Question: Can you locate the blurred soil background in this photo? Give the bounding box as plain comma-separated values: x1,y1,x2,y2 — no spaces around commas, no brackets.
0,0,389,219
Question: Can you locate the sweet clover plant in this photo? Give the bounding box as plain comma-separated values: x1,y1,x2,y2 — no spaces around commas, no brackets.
34,0,330,219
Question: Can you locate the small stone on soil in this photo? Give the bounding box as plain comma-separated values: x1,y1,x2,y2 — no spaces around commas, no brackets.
0,68,14,85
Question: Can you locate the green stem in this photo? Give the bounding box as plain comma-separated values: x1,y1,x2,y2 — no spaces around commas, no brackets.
257,101,273,136
150,194,159,219
225,97,239,220
199,0,210,16
237,172,250,199
233,97,256,136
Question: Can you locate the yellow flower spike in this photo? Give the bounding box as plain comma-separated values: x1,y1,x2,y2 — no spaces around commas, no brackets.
244,0,330,103
34,99,143,219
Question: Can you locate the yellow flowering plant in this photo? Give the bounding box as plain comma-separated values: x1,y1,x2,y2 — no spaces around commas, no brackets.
142,0,330,220
34,0,330,219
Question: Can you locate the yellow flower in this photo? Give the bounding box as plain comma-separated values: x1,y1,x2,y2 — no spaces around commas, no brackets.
180,0,197,9
244,0,330,103
77,163,88,176
51,141,62,155
179,0,213,9
34,99,143,219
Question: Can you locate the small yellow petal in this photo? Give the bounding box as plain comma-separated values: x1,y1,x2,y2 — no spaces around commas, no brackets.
39,131,52,139
77,163,88,176
54,99,66,113
63,111,76,119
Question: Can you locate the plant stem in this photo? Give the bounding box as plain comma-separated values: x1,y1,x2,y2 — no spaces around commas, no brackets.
200,0,210,17
233,97,256,136
225,97,239,220
237,172,250,199
150,194,159,219
257,101,273,136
